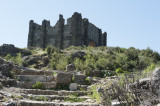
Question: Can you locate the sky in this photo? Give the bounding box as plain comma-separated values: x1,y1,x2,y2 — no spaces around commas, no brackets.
0,0,160,52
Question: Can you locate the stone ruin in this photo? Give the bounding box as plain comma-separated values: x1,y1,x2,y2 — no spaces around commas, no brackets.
27,12,107,49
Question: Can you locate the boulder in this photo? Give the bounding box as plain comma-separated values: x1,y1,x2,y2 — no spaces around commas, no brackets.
69,83,78,91
0,58,5,65
0,44,31,56
71,51,86,59
23,55,49,69
26,56,39,65
55,73,71,85
0,64,11,77
73,74,87,85
66,64,76,72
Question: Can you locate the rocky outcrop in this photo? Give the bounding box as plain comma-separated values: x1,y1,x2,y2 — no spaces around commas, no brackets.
27,12,107,49
0,44,31,56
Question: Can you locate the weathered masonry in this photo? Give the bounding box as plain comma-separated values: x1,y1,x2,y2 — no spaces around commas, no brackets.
27,12,107,49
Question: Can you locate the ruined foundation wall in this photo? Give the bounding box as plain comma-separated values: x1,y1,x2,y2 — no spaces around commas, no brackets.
27,12,107,49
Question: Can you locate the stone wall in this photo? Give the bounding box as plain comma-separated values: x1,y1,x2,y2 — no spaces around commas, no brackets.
27,12,107,49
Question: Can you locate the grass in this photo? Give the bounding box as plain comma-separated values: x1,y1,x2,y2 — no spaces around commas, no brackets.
10,94,23,99
35,96,48,101
64,95,86,103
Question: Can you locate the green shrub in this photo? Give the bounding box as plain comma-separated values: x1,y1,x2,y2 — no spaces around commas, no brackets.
71,75,75,83
16,53,23,66
85,77,91,84
35,96,48,101
89,85,101,103
4,53,24,66
45,45,60,56
116,68,125,74
32,81,44,89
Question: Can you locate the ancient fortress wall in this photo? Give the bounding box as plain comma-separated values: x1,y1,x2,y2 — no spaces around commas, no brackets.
27,12,107,49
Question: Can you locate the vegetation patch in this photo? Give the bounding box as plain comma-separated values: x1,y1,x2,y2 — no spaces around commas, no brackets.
32,81,44,89
35,96,48,101
89,85,101,103
64,95,86,103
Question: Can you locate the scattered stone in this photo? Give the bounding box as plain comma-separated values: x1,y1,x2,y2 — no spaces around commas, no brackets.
69,83,78,91
66,64,76,72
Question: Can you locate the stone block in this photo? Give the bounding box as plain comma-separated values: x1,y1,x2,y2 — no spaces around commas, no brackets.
16,75,46,82
74,74,87,85
55,73,71,85
84,70,102,77
69,83,78,91
46,76,55,82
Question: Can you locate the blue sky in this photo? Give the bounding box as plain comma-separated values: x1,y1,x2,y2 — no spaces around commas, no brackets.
0,0,160,52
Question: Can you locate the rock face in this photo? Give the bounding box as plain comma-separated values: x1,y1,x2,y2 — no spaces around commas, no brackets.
150,68,160,96
27,12,107,49
151,68,160,81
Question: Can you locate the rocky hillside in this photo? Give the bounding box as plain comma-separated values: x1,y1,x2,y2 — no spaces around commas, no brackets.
1,44,160,74
0,44,160,106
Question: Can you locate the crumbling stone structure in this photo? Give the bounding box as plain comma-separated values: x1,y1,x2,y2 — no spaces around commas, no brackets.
27,12,107,49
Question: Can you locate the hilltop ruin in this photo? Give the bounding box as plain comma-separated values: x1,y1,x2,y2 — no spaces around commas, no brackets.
27,12,107,49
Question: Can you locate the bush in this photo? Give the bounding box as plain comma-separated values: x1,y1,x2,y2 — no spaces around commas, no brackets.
45,45,61,56
32,81,44,89
116,68,125,74
4,53,24,66
16,53,23,66
35,96,48,101
90,85,101,103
